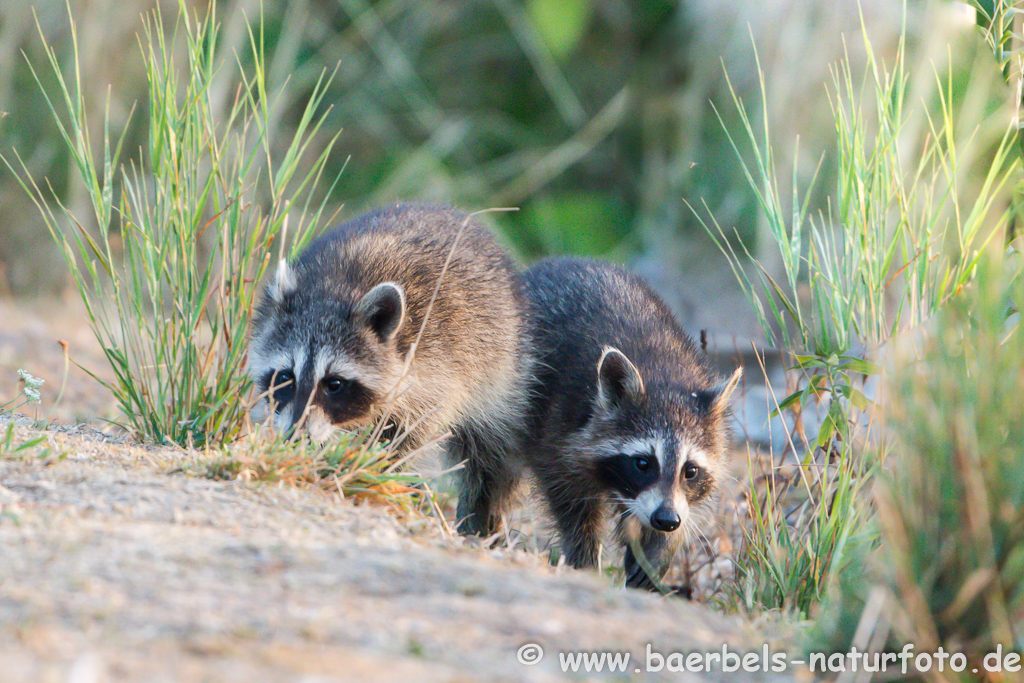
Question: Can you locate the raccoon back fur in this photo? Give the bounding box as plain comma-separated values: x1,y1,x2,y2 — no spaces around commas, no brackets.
518,257,740,590
247,204,531,532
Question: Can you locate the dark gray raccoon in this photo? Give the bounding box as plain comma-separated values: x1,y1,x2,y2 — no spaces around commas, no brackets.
518,257,740,590
247,204,531,532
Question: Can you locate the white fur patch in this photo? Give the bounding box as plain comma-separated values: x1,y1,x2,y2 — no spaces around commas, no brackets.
616,437,673,477
627,489,690,531
672,489,689,523
305,409,339,442
269,259,297,302
273,409,292,432
253,350,297,380
247,344,279,382
679,444,710,469
292,349,308,383
618,437,663,461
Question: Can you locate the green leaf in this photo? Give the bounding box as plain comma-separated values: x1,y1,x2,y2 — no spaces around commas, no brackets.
837,357,882,376
841,385,871,411
771,389,806,417
816,411,839,450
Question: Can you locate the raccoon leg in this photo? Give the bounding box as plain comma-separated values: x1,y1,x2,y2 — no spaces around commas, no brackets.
550,497,603,568
450,426,520,537
454,462,515,537
531,473,603,568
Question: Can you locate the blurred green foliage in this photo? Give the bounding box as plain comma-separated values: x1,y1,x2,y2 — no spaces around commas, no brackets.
298,0,683,259
0,0,1013,303
811,248,1024,670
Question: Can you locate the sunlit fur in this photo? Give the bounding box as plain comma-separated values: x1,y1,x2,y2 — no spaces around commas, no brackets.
248,204,533,532
515,257,740,590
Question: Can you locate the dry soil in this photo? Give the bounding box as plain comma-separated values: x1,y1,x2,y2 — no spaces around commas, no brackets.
0,299,791,682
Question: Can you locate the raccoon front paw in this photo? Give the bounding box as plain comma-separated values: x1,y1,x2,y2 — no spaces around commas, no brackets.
624,565,693,599
664,583,693,599
454,509,502,539
624,558,659,591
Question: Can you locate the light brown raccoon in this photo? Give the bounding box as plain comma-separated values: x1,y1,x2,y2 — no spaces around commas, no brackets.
247,204,531,532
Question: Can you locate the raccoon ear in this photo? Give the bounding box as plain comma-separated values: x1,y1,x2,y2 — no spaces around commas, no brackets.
268,259,297,303
357,282,406,343
709,366,742,414
596,347,645,411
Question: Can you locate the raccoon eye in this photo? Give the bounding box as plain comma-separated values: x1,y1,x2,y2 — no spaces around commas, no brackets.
683,462,700,480
633,455,652,472
322,376,353,397
264,369,294,392
263,369,295,413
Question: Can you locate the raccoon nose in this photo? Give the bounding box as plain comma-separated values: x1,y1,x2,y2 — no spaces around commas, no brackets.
650,503,681,532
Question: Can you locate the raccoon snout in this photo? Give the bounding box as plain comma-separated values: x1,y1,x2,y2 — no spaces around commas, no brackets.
279,409,336,444
279,420,304,443
649,503,681,532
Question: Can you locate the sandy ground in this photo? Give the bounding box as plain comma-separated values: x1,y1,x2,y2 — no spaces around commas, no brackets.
0,299,792,682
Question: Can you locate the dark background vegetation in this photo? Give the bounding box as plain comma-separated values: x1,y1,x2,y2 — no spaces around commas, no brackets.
0,0,997,315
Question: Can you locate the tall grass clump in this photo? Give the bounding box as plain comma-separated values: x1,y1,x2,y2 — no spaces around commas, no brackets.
873,254,1024,668
813,254,1024,671
3,1,342,446
704,26,1017,359
728,415,874,617
698,15,1021,616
